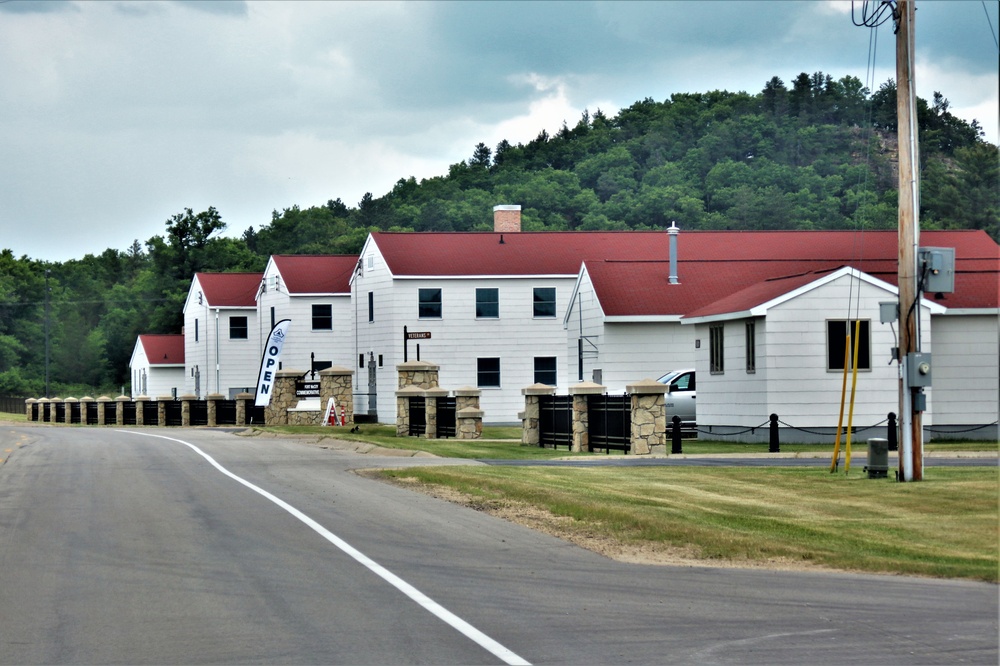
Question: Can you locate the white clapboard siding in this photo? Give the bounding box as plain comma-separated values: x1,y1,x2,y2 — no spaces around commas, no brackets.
930,314,999,425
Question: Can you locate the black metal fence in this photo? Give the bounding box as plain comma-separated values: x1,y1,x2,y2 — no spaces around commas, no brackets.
539,395,573,449
587,394,631,453
408,398,426,436
436,397,457,438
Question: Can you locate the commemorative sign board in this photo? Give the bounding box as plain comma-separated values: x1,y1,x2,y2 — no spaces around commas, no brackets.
295,380,321,397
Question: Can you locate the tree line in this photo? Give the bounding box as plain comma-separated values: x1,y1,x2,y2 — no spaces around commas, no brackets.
1,72,996,398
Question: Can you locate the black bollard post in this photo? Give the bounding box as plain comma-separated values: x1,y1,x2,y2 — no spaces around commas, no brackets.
769,413,780,453
671,415,682,454
887,412,898,451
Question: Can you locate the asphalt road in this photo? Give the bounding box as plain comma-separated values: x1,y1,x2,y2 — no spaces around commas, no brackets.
1,426,996,665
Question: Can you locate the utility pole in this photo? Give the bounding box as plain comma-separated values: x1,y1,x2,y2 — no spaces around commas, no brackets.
895,0,922,481
44,268,51,398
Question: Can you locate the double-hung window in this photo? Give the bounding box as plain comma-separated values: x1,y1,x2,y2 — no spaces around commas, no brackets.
229,316,248,340
419,289,442,318
533,287,556,318
312,304,333,330
477,358,500,388
534,357,557,386
476,288,499,318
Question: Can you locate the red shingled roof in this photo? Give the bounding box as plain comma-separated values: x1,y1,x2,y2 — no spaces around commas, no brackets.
271,255,358,294
372,229,997,314
372,229,996,285
139,334,184,365
196,272,263,307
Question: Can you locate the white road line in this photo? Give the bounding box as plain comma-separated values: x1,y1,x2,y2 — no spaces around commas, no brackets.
120,430,530,666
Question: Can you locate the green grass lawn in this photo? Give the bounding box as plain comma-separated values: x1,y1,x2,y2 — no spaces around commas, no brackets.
375,464,999,582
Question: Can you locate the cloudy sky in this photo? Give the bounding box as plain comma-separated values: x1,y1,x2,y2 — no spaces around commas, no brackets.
1,0,997,262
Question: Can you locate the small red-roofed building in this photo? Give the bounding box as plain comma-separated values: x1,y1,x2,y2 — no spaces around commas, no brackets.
566,227,998,441
129,334,185,398
183,271,263,398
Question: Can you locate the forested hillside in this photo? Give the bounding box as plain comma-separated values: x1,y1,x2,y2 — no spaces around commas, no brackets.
1,72,997,397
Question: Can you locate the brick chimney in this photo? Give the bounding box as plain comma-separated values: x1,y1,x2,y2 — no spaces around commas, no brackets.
493,205,521,233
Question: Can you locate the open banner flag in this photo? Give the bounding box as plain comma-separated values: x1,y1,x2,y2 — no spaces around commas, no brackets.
255,319,291,407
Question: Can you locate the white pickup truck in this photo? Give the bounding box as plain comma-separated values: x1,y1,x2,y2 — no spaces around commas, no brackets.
656,369,696,426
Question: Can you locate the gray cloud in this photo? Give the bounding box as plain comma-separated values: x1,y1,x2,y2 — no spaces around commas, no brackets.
0,0,995,262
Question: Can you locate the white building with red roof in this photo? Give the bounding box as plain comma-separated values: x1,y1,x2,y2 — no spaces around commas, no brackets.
567,227,998,440
182,272,263,398
257,254,359,380
129,334,185,398
353,207,695,423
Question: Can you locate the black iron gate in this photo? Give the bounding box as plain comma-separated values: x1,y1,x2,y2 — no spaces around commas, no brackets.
216,400,237,425
104,401,117,425
164,401,183,426
408,398,426,436
85,402,99,425
190,400,208,426
122,401,136,425
142,400,159,425
437,397,456,438
539,395,573,449
588,394,631,453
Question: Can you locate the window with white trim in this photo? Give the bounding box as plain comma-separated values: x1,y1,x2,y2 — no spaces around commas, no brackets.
312,304,333,330
477,357,500,388
827,319,871,370
745,321,756,373
709,324,724,374
533,287,556,318
419,289,442,319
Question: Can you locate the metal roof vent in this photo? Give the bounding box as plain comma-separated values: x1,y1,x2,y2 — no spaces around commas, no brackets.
667,221,680,285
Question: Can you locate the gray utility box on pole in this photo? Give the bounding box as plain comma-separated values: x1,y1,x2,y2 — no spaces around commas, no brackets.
918,247,955,293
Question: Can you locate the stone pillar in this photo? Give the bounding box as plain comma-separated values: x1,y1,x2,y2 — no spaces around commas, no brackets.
134,395,149,425
38,398,50,423
179,394,198,427
265,370,302,426
157,396,173,427
521,384,556,446
569,382,605,453
320,366,355,426
80,396,94,425
25,398,35,421
397,360,439,389
627,378,668,455
235,392,254,426
97,396,111,426
454,387,482,439
395,385,424,436
115,395,129,426
206,393,224,427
